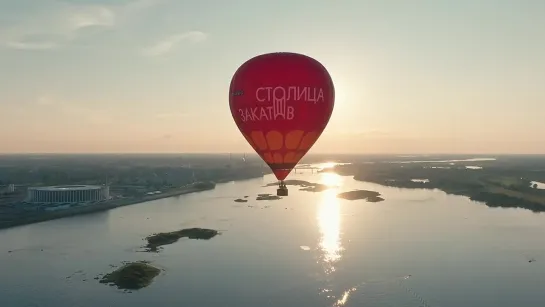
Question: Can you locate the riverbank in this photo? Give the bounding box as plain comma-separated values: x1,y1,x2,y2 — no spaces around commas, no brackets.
0,184,216,230
333,162,545,212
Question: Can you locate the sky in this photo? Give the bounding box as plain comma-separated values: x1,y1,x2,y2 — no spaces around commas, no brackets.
1,0,544,154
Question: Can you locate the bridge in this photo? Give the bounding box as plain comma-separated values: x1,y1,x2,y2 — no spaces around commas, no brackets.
293,165,322,174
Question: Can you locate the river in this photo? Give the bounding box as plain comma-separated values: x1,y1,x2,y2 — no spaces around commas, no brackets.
1,166,545,306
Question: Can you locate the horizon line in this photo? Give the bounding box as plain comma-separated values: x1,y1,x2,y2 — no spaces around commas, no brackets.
0,152,543,156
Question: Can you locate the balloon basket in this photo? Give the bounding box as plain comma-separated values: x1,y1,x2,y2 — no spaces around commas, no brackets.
277,187,289,196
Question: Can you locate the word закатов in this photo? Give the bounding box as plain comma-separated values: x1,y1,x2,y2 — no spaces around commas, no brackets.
238,86,325,122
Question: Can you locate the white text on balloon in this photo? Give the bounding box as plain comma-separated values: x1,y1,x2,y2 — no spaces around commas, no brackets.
256,86,325,104
238,105,295,122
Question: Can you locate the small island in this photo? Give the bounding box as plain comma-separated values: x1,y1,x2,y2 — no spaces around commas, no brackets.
145,227,219,252
265,180,332,192
99,261,161,290
256,193,281,201
329,159,545,212
337,190,385,202
234,198,248,203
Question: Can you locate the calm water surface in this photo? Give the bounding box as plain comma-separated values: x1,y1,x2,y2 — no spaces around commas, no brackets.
1,169,545,307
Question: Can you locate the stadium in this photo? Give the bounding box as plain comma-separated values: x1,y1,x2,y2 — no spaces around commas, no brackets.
26,185,110,204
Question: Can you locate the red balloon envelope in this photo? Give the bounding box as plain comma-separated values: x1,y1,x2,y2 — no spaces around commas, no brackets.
229,52,335,181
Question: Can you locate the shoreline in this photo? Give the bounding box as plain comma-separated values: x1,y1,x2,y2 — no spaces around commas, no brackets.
354,177,545,213
0,167,271,231
324,161,545,213
0,183,218,230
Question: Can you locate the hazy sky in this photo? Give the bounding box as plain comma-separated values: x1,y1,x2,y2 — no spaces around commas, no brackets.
1,0,544,154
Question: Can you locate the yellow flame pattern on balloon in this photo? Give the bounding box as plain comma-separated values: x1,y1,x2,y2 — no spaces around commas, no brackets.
266,131,283,151
285,130,304,150
248,130,317,165
251,131,268,150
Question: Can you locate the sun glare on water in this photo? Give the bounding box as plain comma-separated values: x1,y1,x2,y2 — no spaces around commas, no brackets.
318,161,337,170
317,187,343,274
320,172,342,187
316,171,360,306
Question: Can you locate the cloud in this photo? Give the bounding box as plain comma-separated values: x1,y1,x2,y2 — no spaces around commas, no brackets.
67,6,115,30
141,31,207,56
86,111,113,125
32,95,113,124
1,5,115,50
61,104,114,125
6,41,59,50
36,96,56,105
358,129,392,137
124,0,164,11
154,112,192,119
0,0,157,50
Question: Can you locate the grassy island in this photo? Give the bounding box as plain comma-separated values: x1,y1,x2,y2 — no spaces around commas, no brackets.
337,190,385,202
99,261,160,290
265,180,331,192
256,193,282,200
329,159,545,212
145,227,219,252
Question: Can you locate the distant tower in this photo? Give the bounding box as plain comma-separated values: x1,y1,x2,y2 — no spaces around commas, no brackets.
226,152,232,168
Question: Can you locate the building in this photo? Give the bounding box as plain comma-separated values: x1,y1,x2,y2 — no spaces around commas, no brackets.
26,185,110,204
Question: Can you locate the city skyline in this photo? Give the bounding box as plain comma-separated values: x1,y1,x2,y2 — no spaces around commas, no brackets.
1,0,544,154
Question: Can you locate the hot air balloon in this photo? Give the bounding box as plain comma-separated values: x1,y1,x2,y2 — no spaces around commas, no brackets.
229,52,335,196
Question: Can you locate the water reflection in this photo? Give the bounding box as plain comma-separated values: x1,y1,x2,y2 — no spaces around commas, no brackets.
314,161,351,171
333,287,357,307
319,162,338,170
317,173,358,306
317,184,343,274
321,172,342,188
